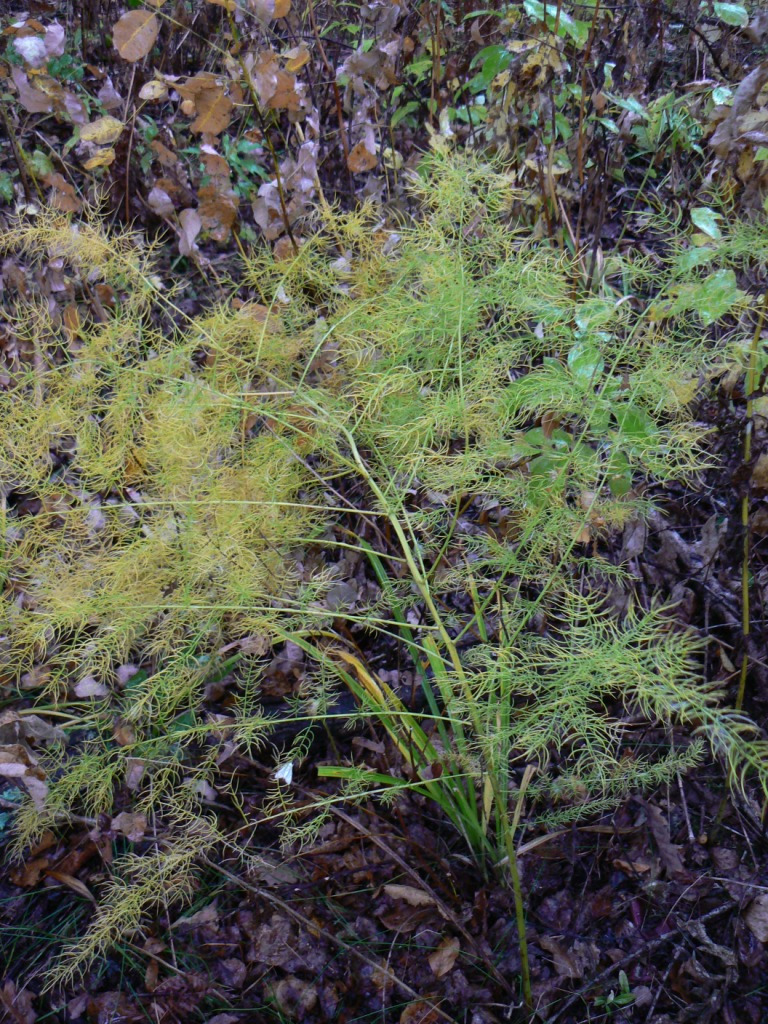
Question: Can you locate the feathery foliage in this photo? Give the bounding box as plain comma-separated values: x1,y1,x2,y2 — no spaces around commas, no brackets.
1,145,766,989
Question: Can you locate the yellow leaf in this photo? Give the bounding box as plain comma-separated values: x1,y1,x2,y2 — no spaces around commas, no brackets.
80,116,124,145
139,79,168,101
284,44,310,72
83,148,116,170
113,10,159,62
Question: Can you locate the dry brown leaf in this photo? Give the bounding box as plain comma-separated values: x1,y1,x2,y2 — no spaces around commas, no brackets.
0,743,48,809
113,11,159,62
399,1001,441,1024
179,207,202,257
427,936,460,977
80,115,124,145
347,140,377,173
383,883,435,907
744,893,768,943
645,801,687,879
271,976,317,1017
46,870,96,902
148,186,175,216
190,85,233,135
111,811,148,842
751,452,768,489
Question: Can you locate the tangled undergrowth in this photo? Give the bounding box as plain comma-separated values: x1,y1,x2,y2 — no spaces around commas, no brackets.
1,146,767,1005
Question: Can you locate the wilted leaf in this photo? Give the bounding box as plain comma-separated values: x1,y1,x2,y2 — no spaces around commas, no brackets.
43,172,81,213
427,936,460,977
113,11,159,62
80,116,124,145
46,870,96,901
190,86,233,135
399,1001,441,1024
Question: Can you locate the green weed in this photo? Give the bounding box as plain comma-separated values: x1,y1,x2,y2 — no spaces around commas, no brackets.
1,145,766,1004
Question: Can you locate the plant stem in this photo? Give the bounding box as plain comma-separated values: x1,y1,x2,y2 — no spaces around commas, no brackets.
736,291,768,711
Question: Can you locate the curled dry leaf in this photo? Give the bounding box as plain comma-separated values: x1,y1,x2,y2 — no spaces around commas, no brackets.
113,10,160,62
347,139,378,173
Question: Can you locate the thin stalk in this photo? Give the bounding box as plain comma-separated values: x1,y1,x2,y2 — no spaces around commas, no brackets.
736,292,768,711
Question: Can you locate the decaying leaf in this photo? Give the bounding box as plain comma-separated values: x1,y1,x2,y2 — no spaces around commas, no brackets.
113,10,160,62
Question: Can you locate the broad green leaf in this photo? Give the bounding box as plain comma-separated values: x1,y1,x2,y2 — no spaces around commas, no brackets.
713,2,748,26
711,85,732,105
614,405,657,441
690,206,722,240
523,0,590,46
568,341,604,385
669,269,747,325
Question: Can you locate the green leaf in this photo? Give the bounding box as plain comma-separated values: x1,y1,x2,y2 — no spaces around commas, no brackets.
391,101,420,128
613,405,657,442
712,1,748,26
669,269,747,325
29,150,54,178
690,206,722,240
568,341,604,385
523,0,590,46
